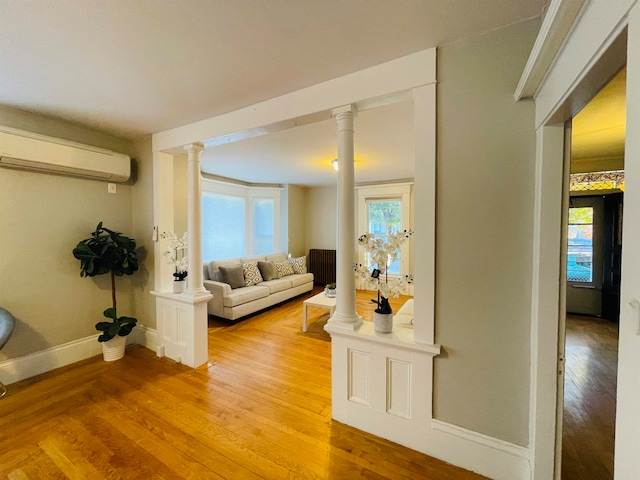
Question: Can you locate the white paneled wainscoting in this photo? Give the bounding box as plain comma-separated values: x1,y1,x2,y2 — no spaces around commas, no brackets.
151,290,211,368
324,322,531,479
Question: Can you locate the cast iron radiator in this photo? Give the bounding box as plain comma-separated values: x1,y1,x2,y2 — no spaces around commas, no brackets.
308,249,336,286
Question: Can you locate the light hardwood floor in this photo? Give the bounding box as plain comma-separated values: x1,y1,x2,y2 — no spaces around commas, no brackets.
0,288,485,479
562,315,618,479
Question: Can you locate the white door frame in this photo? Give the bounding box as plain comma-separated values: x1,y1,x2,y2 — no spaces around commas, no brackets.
527,1,638,478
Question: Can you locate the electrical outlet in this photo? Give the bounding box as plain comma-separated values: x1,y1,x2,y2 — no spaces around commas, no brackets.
108,183,117,194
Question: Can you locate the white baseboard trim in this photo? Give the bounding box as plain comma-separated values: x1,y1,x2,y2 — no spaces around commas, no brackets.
134,324,158,352
431,419,531,480
0,325,158,386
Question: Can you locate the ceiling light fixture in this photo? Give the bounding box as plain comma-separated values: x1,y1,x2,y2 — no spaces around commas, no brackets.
332,159,339,171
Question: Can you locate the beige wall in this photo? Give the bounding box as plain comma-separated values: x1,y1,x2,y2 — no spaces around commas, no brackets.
433,19,539,446
0,107,131,154
0,106,139,358
287,184,307,257
304,186,337,253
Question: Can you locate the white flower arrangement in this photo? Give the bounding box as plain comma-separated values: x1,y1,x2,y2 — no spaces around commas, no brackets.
354,229,413,314
160,231,188,281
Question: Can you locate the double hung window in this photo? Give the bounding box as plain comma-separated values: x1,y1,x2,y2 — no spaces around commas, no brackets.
567,206,594,283
202,179,280,261
366,199,402,274
356,183,412,285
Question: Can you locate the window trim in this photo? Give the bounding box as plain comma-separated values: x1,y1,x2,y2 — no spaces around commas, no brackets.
356,183,413,288
202,177,282,260
567,206,594,284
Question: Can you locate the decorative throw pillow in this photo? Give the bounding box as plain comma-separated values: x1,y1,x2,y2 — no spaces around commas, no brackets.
243,262,263,287
219,265,245,289
275,260,294,278
289,256,306,274
258,261,278,281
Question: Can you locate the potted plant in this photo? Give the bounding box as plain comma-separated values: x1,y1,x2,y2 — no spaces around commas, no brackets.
72,222,139,361
355,229,413,333
160,231,188,293
324,282,336,298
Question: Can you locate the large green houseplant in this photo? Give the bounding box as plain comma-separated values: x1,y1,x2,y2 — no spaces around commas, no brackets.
72,222,139,352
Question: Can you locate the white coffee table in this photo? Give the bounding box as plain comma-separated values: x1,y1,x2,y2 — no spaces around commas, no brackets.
302,291,336,332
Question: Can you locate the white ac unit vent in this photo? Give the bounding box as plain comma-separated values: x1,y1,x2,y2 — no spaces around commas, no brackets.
0,127,131,182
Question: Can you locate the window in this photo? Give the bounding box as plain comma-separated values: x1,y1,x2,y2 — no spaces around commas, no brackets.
356,183,413,285
202,179,280,261
366,199,402,274
202,192,245,260
567,207,593,282
252,198,275,255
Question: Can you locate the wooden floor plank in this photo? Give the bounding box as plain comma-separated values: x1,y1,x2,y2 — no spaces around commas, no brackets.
562,315,617,480
0,288,484,479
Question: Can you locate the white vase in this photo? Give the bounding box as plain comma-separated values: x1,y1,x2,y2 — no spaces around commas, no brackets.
102,335,126,361
373,311,394,333
173,280,186,294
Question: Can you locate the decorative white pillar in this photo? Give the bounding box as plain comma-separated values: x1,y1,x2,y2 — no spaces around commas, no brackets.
326,105,362,330
150,144,212,369
184,143,207,296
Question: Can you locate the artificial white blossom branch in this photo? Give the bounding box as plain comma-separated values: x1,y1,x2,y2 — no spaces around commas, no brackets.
354,229,414,313
160,231,188,280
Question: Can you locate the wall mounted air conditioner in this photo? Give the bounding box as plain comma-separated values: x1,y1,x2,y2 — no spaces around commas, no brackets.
0,127,131,182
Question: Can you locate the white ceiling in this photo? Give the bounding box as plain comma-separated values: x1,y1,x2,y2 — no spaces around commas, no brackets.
203,100,415,187
0,0,548,185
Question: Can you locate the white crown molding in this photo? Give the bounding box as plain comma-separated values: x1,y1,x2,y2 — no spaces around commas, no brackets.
514,0,588,101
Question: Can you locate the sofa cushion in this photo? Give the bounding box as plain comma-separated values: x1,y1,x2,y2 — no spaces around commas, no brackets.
266,252,287,263
208,258,241,282
275,260,294,277
243,262,263,286
258,261,278,281
290,272,314,287
261,278,293,294
223,285,270,307
219,265,245,289
289,256,306,274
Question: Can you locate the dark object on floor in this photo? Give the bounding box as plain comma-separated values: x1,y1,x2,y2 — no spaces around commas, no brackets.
0,307,16,398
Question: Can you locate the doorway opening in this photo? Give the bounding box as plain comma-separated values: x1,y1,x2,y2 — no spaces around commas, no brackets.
561,68,626,479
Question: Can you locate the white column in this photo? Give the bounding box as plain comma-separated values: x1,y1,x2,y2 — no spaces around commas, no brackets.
413,84,436,344
152,151,176,293
184,143,207,295
151,144,212,369
326,105,362,330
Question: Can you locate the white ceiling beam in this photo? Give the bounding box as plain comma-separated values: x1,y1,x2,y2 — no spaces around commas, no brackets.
153,48,436,153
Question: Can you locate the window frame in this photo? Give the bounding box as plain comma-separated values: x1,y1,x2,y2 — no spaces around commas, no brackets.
202,177,281,261
567,206,594,284
356,183,413,289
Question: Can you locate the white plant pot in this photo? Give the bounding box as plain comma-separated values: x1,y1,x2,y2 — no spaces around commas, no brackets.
102,335,126,362
374,312,394,333
173,280,186,294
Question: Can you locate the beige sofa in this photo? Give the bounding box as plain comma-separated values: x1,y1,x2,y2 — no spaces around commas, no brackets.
203,253,313,320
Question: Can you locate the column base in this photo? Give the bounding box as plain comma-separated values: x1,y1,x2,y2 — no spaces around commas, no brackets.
325,312,363,331
184,289,213,302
